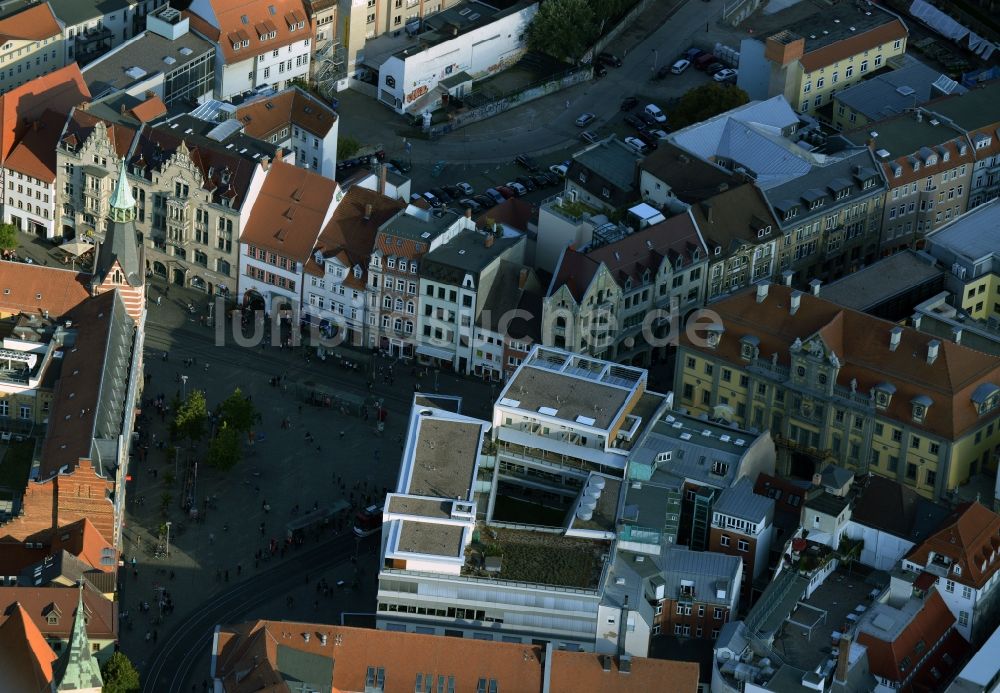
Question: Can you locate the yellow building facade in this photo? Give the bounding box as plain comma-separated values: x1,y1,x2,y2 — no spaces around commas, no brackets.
675,284,1000,500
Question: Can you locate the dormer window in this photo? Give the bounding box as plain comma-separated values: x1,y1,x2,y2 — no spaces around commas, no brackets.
911,395,932,423
656,451,672,463
740,335,759,361
353,266,362,278
714,246,721,256
874,382,896,409
784,207,798,221
863,177,875,189
953,564,962,575
971,383,1000,416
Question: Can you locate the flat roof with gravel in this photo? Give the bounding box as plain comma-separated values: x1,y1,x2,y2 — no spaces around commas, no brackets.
407,418,482,500
397,521,465,557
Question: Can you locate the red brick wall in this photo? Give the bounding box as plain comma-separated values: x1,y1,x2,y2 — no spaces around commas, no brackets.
657,598,730,639
0,459,114,544
709,527,755,602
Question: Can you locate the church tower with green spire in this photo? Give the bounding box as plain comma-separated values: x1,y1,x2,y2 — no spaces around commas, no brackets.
91,157,145,323
54,582,103,692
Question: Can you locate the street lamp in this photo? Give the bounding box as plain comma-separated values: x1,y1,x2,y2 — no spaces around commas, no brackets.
165,521,172,558
180,374,188,400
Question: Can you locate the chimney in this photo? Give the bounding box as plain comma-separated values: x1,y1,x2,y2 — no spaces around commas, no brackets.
261,155,270,171
274,147,284,161
809,278,822,296
600,654,612,672
484,233,494,248
378,164,388,195
912,313,922,330
790,291,802,315
756,283,769,303
781,269,794,286
364,203,373,220
951,326,962,344
927,339,940,364
464,207,472,219
618,654,632,675
835,634,852,682
518,267,528,289
889,326,903,351
701,202,714,223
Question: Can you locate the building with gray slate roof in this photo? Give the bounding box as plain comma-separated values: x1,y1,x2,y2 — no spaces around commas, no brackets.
709,477,775,602
656,546,742,640
762,147,886,285
564,138,642,213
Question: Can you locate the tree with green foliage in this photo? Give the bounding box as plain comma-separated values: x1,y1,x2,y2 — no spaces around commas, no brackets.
526,0,597,62
101,651,140,693
338,136,361,160
0,223,16,253
669,83,750,129
206,423,242,471
219,388,257,433
171,390,207,445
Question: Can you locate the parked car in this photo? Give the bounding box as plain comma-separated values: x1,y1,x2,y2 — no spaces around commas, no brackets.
456,182,475,195
706,62,725,76
638,111,658,126
538,172,560,186
714,68,738,82
624,113,646,130
441,184,463,199
429,187,451,203
644,104,667,123
529,174,550,188
473,193,497,209
620,96,639,111
485,188,506,204
421,191,443,208
623,137,650,155
670,58,691,74
514,154,540,172
496,186,517,200
575,112,596,127
457,198,482,213
549,162,569,177
388,158,411,173
694,53,719,70
635,130,660,150
580,130,599,143
506,181,528,196
594,63,607,78
684,47,705,61
647,128,670,140
597,51,622,67
515,176,536,192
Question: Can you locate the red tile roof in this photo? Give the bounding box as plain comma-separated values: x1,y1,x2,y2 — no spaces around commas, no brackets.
235,88,337,140
3,110,65,183
682,284,1000,440
905,502,1000,589
129,95,168,123
0,3,60,44
241,160,337,262
799,20,908,73
0,262,91,317
0,584,117,642
49,518,116,573
213,620,699,693
856,590,958,691
0,64,89,162
0,602,56,692
190,0,311,65
306,186,404,287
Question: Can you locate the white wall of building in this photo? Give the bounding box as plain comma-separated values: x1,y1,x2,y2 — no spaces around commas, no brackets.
3,171,56,238
843,521,915,572
377,2,537,113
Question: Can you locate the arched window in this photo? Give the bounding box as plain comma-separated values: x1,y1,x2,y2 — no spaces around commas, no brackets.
395,298,403,311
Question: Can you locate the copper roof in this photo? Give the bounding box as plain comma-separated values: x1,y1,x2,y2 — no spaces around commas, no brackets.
0,64,89,162
905,502,1000,589
241,160,337,261
306,186,404,287
799,20,908,73
213,620,699,693
4,110,66,183
235,88,337,140
682,284,1000,440
0,602,56,691
0,262,91,317
190,0,311,65
0,3,61,44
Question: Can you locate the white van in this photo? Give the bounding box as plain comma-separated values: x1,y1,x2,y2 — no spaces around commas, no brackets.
644,104,667,123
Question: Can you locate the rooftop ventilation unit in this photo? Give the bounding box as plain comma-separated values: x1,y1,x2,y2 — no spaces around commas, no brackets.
679,432,692,440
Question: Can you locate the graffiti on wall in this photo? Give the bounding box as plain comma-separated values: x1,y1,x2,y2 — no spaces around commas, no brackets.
405,84,429,104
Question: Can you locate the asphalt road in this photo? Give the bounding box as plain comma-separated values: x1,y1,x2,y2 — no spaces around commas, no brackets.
141,531,376,693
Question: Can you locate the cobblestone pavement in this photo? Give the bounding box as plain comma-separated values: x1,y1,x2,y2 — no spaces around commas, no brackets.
117,277,495,682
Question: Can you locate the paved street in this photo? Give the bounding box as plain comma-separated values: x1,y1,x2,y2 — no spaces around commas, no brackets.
116,278,496,691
